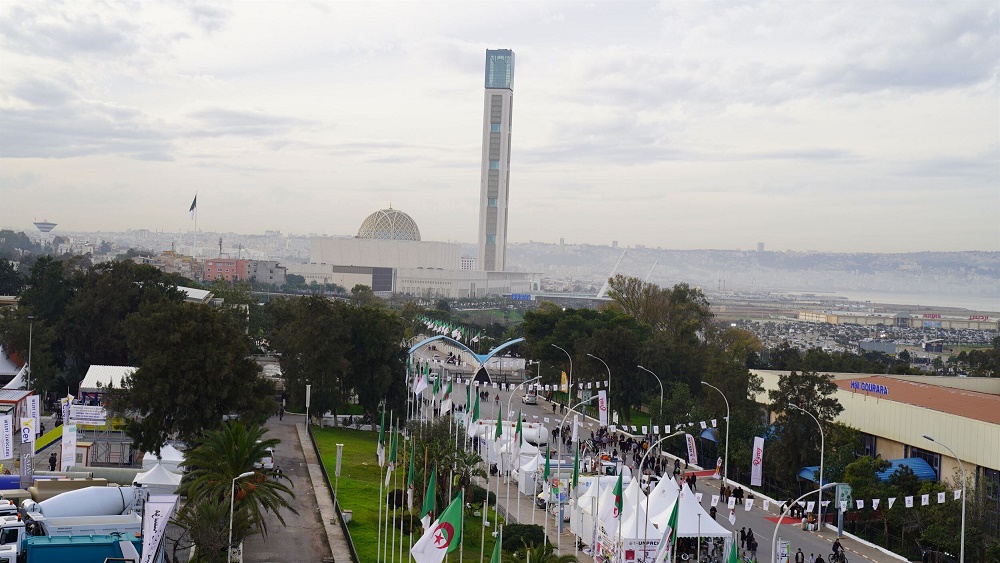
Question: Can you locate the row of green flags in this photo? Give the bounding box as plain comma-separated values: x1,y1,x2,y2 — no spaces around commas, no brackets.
419,316,481,344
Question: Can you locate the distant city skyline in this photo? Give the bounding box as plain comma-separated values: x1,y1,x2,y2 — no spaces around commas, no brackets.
1,1,997,252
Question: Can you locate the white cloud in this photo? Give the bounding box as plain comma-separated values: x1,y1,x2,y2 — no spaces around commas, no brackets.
0,0,996,252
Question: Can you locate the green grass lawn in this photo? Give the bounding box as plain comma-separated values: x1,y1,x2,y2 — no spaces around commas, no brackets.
314,427,500,561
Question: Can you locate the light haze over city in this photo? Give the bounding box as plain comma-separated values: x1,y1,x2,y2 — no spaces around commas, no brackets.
1,1,998,252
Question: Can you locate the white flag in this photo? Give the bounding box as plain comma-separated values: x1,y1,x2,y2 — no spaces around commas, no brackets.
806,501,815,513
700,421,707,430
888,497,896,508
954,490,961,500
763,499,770,512
728,509,736,525
921,494,929,506
572,415,579,443
745,499,753,511
856,500,864,509
711,495,719,507
695,493,703,502
728,497,736,509
872,498,880,510
905,496,913,508
711,419,717,427
750,436,764,486
61,423,77,471
413,373,428,395
19,418,34,445
641,426,648,435
653,426,659,434
937,492,945,504
840,501,847,511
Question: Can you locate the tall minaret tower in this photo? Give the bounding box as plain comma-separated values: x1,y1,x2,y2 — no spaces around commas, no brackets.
477,49,514,272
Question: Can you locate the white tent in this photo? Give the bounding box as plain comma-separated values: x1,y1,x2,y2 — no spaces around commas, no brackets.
2,364,26,390
517,453,543,495
646,475,681,517
134,463,182,495
79,365,136,394
620,498,662,563
650,483,732,560
143,443,185,471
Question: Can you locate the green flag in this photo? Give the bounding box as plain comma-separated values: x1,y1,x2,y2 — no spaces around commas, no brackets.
727,538,738,563
411,491,464,563
613,472,623,518
466,383,471,410
421,466,437,528
515,410,523,447
490,526,503,563
472,392,480,421
433,371,440,395
494,406,503,441
543,446,551,482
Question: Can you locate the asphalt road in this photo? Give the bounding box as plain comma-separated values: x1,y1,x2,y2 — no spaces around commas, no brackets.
243,413,332,563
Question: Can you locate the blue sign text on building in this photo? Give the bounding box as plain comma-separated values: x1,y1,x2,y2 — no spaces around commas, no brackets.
850,380,889,395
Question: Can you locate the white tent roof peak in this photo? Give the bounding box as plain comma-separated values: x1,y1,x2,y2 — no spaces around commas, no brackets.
134,463,182,486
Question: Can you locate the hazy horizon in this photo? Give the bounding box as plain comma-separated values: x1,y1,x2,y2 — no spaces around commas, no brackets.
2,1,998,253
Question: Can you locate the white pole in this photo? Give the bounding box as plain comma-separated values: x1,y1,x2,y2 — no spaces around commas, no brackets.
26,317,33,392
701,382,731,487
924,436,965,563
638,432,684,560
587,354,612,426
771,483,840,563
789,404,824,530
554,396,599,555
228,471,254,562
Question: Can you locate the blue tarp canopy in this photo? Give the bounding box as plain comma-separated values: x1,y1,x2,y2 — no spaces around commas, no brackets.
798,457,937,485
699,428,719,442
876,458,937,482
796,466,833,485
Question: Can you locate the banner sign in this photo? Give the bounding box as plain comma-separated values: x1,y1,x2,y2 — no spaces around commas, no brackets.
685,433,698,465
69,405,108,425
0,416,12,459
20,418,34,444
750,436,765,486
597,390,608,426
61,423,77,471
27,396,39,439
140,495,179,563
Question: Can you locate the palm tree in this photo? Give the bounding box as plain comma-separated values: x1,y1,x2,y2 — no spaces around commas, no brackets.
505,542,579,562
179,421,296,543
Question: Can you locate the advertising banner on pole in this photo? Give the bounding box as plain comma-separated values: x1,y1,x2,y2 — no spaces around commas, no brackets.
685,433,698,465
61,423,77,471
140,495,179,563
597,390,608,426
27,395,39,438
750,436,765,486
0,416,13,459
69,405,107,426
20,418,34,444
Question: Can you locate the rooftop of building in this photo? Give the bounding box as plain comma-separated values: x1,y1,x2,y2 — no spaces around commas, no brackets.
833,374,1000,425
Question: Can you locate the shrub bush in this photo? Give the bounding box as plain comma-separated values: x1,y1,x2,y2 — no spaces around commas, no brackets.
468,484,496,506
502,524,546,552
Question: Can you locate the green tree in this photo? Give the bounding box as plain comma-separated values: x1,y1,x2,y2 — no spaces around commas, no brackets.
107,300,277,452
344,305,407,417
766,370,844,486
350,284,380,307
265,296,350,418
0,259,24,295
178,422,295,557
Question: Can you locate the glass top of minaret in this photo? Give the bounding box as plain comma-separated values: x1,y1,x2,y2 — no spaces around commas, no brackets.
485,49,514,90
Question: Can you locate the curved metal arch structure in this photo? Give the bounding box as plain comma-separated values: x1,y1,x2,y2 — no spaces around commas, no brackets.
408,335,526,367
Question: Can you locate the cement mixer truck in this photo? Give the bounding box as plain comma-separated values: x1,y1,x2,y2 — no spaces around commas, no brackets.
0,486,142,562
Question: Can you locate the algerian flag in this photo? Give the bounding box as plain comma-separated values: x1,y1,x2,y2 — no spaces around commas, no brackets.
543,446,551,483
411,491,463,563
599,473,623,530
441,381,453,414
490,525,503,563
407,442,416,511
727,539,739,563
421,466,437,529
651,498,679,562
413,371,428,395
466,394,480,437
384,429,398,487
494,407,503,441
466,384,472,410
433,372,440,395
376,410,386,467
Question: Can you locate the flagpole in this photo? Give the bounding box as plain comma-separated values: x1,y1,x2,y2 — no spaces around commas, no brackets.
377,416,385,563
391,439,398,563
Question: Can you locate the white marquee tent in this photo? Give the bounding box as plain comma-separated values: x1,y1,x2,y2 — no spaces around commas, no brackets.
143,443,185,471
134,463,182,495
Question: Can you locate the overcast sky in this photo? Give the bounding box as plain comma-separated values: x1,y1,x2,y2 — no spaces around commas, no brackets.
1,1,997,252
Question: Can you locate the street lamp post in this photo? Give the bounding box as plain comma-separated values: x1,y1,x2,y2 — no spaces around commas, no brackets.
229,470,255,561
554,395,599,555
505,375,542,520
701,381,731,487
26,316,34,392
636,366,664,423
552,344,573,409
924,435,965,562
771,482,841,563
789,404,825,530
637,431,684,562
586,354,612,424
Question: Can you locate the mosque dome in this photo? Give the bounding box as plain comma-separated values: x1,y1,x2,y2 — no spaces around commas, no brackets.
357,207,421,241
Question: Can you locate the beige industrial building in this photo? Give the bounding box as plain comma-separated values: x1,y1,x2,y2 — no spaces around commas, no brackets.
751,369,999,534
798,310,998,331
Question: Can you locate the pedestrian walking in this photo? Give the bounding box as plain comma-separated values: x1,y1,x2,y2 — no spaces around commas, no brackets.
278,406,284,421
739,527,746,549
795,548,805,563
48,452,57,471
